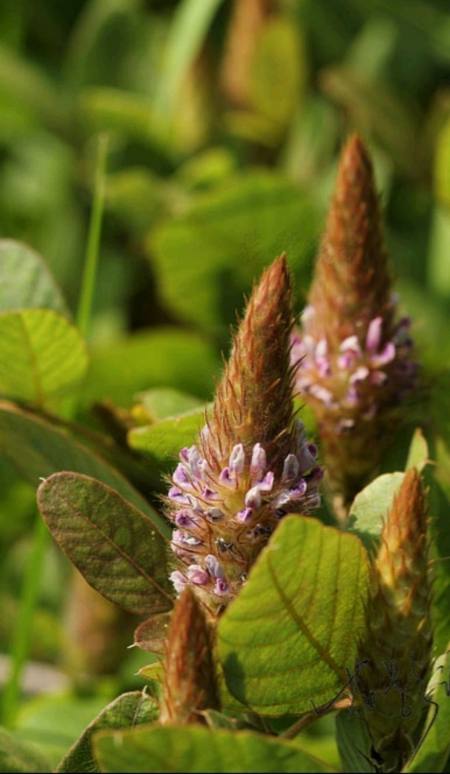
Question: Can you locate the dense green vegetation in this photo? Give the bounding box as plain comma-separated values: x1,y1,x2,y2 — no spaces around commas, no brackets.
0,1,449,771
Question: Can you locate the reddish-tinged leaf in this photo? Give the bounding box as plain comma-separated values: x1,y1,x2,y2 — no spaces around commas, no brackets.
38,472,173,616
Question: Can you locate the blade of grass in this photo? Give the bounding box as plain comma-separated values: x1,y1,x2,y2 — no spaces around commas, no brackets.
77,133,108,338
155,0,224,117
1,135,108,726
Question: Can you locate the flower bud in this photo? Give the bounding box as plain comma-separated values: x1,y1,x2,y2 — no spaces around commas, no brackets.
160,588,218,725
354,470,432,771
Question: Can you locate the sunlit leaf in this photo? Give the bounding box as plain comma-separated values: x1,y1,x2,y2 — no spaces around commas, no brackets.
0,309,87,405
218,516,369,715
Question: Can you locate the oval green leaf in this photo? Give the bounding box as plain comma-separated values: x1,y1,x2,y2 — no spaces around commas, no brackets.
37,472,173,616
0,309,87,405
218,515,369,716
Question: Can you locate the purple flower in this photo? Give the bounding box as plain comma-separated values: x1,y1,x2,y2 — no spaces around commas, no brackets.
366,317,383,352
169,570,187,594
250,443,267,482
186,565,209,585
214,578,229,596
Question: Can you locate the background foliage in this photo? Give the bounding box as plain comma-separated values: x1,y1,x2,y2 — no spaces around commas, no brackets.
0,0,449,770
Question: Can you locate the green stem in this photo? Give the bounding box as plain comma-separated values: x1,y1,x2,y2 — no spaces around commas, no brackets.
77,133,108,338
2,135,108,725
1,517,48,724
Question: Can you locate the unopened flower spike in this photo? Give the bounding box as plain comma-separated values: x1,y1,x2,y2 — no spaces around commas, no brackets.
353,469,432,772
160,588,218,725
292,135,417,518
166,255,322,617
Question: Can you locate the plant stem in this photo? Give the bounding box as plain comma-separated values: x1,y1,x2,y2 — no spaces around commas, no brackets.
77,133,108,338
1,134,108,725
1,516,47,724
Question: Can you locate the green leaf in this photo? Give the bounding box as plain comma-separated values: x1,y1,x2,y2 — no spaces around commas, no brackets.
218,515,369,716
57,691,158,773
136,387,202,421
406,428,429,471
37,472,172,616
0,309,87,405
0,727,50,773
405,648,450,773
348,472,404,553
151,174,318,340
249,18,305,130
13,694,107,770
0,240,68,315
335,711,374,773
93,724,336,773
0,400,169,536
128,405,207,471
82,328,220,407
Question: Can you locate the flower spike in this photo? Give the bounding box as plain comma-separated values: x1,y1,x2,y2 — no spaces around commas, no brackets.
166,255,322,616
292,135,417,516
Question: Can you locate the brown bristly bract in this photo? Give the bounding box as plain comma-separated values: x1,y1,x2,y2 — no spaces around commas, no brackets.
354,469,432,772
293,135,417,517
159,588,219,725
309,134,393,346
204,254,295,476
166,255,322,615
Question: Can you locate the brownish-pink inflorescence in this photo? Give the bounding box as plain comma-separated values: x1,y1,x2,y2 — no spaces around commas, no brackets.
292,135,417,512
165,256,322,616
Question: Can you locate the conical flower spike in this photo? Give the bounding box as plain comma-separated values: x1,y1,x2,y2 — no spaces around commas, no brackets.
160,588,218,725
166,255,322,616
354,469,432,772
292,135,417,515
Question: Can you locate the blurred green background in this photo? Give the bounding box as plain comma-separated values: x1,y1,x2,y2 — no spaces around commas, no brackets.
0,0,449,763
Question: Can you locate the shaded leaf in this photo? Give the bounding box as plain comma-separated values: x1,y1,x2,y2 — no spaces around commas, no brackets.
93,724,336,773
218,515,369,716
0,400,169,536
134,613,171,655
335,711,374,773
57,691,158,773
0,727,50,773
37,472,173,616
405,648,450,773
13,694,107,771
0,240,68,315
151,175,319,340
0,309,87,405
82,328,220,407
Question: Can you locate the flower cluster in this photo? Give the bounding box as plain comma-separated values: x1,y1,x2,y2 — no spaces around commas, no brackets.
292,305,416,434
165,255,322,616
292,135,418,513
167,425,321,611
